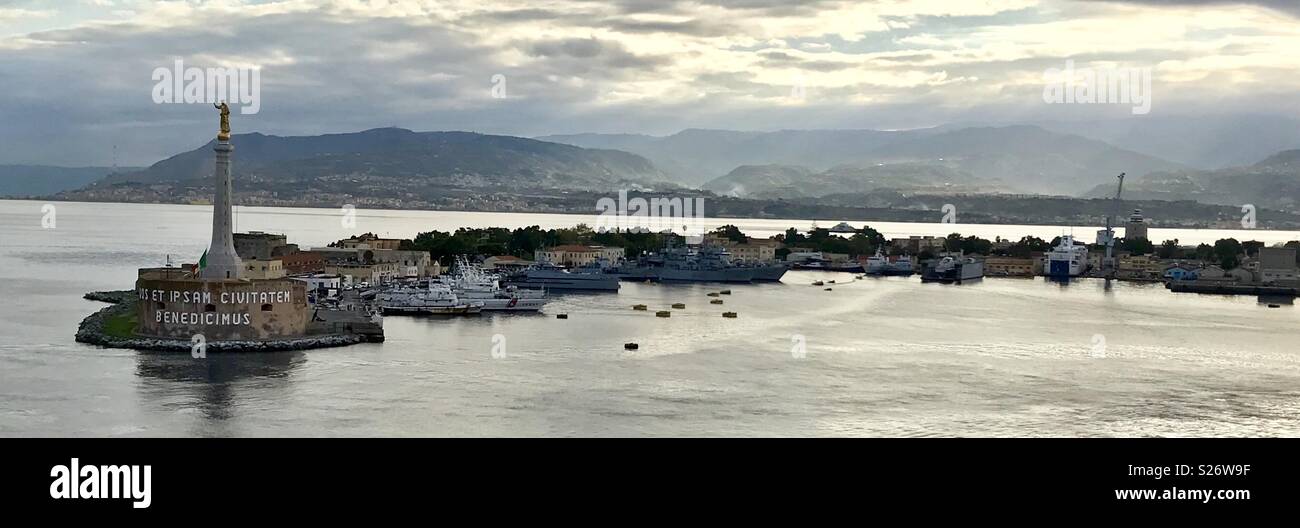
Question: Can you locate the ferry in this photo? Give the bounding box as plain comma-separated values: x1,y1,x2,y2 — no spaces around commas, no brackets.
921,255,984,284
1046,235,1089,278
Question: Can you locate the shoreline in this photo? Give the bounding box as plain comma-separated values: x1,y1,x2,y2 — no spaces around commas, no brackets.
8,196,1300,233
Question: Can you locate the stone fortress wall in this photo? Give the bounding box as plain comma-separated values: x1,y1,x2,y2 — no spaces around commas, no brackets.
135,268,308,341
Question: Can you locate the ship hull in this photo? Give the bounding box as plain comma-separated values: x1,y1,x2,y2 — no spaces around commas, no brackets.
503,276,621,291
658,268,755,283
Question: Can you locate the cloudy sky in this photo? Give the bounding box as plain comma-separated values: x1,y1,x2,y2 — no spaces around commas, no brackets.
1,0,1298,165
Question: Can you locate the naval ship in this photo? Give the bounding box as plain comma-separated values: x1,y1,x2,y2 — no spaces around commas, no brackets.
864,247,915,276
501,261,621,291
612,242,787,283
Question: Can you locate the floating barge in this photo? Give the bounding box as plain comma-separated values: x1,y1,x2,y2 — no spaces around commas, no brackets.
1166,281,1299,297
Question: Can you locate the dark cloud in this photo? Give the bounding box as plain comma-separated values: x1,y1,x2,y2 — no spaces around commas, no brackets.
0,0,1297,166
525,36,668,70
758,51,858,72
1073,0,1300,16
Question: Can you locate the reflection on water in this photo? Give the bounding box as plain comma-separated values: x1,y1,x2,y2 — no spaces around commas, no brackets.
134,351,303,385
133,352,304,436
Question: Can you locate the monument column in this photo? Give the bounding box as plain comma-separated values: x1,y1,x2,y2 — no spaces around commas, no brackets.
201,102,242,280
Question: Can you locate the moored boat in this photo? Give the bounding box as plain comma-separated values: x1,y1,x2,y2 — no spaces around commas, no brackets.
921,255,984,284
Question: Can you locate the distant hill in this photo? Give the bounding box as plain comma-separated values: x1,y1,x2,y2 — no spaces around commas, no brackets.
864,125,1182,195
702,162,1001,198
0,165,135,197
540,128,940,186
1081,149,1300,212
99,128,669,191
543,125,1181,194
1034,114,1300,170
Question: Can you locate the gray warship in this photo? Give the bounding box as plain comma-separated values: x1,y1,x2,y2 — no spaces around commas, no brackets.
612,242,787,283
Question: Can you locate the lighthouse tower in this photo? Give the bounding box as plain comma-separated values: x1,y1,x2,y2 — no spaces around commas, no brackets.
201,103,242,280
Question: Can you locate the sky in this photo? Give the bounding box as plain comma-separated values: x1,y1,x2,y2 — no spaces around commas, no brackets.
1,0,1299,166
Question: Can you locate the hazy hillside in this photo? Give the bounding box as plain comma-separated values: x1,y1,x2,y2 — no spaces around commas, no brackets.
1034,115,1300,170
1081,149,1300,212
0,165,138,196
702,162,998,198
540,128,941,186
544,125,1180,194
100,128,669,190
865,125,1182,195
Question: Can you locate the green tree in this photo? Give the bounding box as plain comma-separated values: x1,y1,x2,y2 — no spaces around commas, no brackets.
1213,238,1243,269
1156,239,1181,259
711,225,748,243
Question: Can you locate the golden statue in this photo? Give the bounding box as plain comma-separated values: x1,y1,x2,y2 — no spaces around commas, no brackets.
214,101,231,141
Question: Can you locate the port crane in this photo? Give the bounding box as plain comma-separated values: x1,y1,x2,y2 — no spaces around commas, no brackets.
1098,172,1126,277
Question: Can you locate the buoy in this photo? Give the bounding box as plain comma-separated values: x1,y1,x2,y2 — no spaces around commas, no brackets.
722,312,737,318
828,280,836,284
556,313,568,319
633,304,647,310
720,290,731,295
672,303,686,309
624,343,639,350
824,288,832,291
812,281,824,286
707,292,720,297
655,311,671,317
1269,304,1281,308
710,299,723,304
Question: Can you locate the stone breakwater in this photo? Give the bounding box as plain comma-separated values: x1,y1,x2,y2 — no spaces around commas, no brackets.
83,290,135,304
77,291,375,352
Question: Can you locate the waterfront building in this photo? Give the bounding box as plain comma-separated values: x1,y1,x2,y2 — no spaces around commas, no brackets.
1198,265,1226,279
234,231,295,260
369,249,435,277
535,245,623,266
1125,209,1150,241
702,235,781,262
282,251,328,274
242,258,286,280
891,236,946,254
1258,246,1299,284
290,274,343,296
1163,264,1199,281
483,255,534,270
1118,255,1165,279
324,262,400,285
337,233,404,250
984,256,1037,277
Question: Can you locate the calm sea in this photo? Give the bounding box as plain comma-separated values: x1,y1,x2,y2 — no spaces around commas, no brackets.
1,199,1298,437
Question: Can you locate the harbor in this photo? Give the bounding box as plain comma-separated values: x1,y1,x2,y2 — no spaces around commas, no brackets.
7,202,1300,436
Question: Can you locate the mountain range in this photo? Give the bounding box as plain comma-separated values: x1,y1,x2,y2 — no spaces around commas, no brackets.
1082,150,1300,211
541,125,1184,195
96,127,668,190
21,121,1300,218
0,165,140,196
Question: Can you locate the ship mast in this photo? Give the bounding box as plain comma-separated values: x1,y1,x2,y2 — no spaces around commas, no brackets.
1102,172,1125,278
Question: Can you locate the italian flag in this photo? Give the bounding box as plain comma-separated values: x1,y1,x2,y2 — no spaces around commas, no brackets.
192,249,208,275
